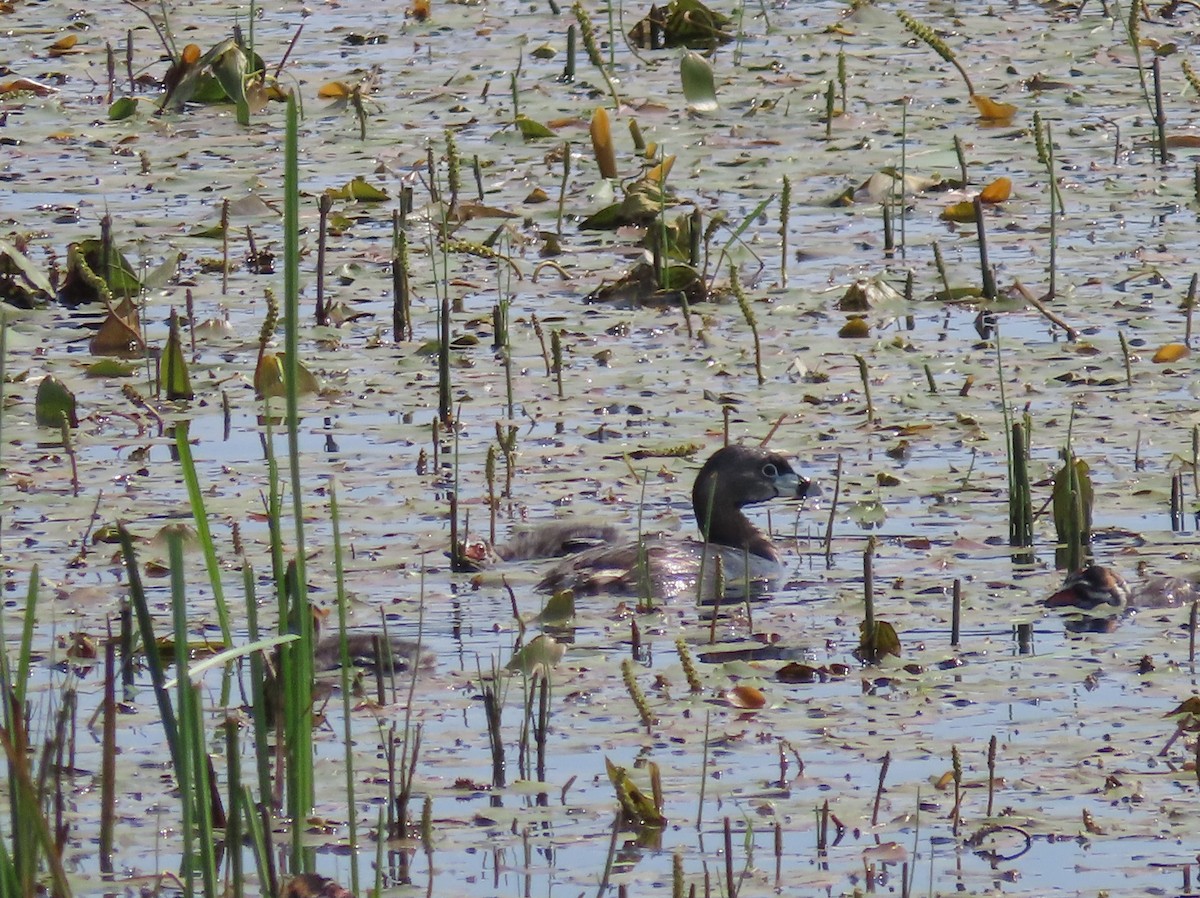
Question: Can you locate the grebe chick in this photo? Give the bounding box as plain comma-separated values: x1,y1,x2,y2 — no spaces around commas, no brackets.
1044,565,1195,612
536,444,812,599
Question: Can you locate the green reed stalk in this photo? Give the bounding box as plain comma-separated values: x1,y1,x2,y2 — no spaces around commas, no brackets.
283,93,315,854
174,422,232,646
330,480,360,896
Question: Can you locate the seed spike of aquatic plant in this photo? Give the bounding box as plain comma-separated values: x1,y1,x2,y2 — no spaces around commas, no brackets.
445,127,461,209
675,637,703,693
895,9,975,97
621,659,654,731
572,1,621,109
730,263,764,385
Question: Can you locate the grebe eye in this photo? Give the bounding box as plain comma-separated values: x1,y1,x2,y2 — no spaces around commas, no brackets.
762,463,777,478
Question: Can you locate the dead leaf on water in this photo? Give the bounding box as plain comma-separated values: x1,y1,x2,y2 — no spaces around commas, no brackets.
48,34,80,57
978,176,1012,204
941,200,977,223
970,94,1017,122
1152,343,1189,363
725,684,766,709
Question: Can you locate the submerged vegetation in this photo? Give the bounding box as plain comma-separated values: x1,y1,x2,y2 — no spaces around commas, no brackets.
3,0,1200,896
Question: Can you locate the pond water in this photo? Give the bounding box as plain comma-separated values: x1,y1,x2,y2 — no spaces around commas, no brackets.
5,0,1200,895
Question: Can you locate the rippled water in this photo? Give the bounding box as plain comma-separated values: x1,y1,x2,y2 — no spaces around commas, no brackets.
5,0,1200,895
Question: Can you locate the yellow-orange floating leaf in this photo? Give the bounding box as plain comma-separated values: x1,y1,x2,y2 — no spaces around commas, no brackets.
1152,343,1189,363
408,0,431,21
645,155,675,185
0,77,59,96
181,43,202,65
318,81,351,99
970,94,1017,122
940,200,977,223
48,34,78,56
838,317,870,338
726,685,766,709
1166,135,1200,148
590,107,617,180
978,176,1012,204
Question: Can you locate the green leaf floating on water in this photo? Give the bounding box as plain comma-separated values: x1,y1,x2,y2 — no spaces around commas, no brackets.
535,589,575,624
85,359,138,378
35,375,78,428
326,177,389,202
515,115,557,140
108,96,138,120
505,634,565,675
681,51,717,111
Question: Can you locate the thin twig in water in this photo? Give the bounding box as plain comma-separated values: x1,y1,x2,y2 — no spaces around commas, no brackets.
1013,280,1079,341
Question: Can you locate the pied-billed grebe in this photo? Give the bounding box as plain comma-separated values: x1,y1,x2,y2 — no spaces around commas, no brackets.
1044,565,1195,612
532,444,812,599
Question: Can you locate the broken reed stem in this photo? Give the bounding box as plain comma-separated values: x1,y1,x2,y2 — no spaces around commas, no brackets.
1189,600,1197,665
871,752,890,827
950,744,962,836
393,215,411,342
1184,273,1196,347
724,817,736,898
953,134,968,187
551,329,565,399
437,293,452,427
1153,56,1168,165
730,263,764,385
881,203,893,254
483,685,506,788
1008,421,1033,550
951,579,961,647
855,354,874,424
696,710,711,827
823,455,842,565
221,198,230,296
1171,472,1185,531
1119,330,1133,387
824,80,835,140
100,638,116,872
531,313,552,376
1193,423,1199,500
780,175,790,288
972,196,995,300
838,47,847,109
932,242,951,296
862,535,876,640
556,141,571,239
1011,280,1078,341
486,444,497,544
986,734,997,817
315,193,330,326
